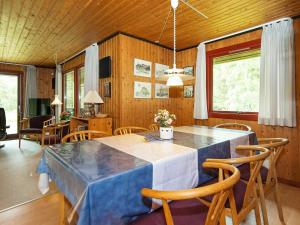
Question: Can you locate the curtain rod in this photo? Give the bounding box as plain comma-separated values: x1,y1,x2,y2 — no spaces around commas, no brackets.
201,17,291,45
0,61,32,67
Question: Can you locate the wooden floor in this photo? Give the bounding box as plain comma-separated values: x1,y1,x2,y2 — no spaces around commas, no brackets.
0,140,57,210
0,183,299,225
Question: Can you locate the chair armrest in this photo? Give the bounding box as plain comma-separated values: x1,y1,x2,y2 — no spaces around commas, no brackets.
19,118,29,129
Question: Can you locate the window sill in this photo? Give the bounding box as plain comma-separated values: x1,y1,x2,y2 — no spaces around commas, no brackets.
208,111,258,121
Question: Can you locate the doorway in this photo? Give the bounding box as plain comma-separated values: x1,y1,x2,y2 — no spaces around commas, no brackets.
0,73,20,136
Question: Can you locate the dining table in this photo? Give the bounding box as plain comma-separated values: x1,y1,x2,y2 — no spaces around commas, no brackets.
37,125,257,225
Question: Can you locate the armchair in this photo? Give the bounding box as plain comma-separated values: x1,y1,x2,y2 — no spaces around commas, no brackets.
19,115,53,148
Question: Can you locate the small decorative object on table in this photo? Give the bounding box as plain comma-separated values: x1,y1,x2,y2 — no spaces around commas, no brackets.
154,109,176,140
60,111,71,121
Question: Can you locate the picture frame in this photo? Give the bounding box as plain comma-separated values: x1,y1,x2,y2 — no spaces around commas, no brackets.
104,82,111,97
183,85,194,98
183,66,194,76
134,81,152,98
155,63,169,79
155,83,169,98
134,58,152,77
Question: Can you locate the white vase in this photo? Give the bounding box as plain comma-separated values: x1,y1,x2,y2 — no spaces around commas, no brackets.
159,126,174,140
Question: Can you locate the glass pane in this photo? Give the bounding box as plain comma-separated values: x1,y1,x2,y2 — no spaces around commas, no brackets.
78,67,85,112
0,74,18,134
64,71,75,115
212,49,260,112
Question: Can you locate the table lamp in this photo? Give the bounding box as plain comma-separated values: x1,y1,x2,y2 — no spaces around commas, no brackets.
51,95,62,117
83,90,104,118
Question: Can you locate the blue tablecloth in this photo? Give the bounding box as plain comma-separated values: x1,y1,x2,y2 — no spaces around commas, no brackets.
37,126,257,225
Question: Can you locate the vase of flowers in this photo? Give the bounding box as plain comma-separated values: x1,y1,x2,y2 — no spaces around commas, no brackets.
60,111,71,121
154,109,176,140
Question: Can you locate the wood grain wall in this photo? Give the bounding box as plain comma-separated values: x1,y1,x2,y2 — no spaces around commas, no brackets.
176,22,300,184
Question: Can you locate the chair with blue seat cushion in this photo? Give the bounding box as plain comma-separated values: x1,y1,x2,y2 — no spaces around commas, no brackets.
131,162,240,225
203,145,270,225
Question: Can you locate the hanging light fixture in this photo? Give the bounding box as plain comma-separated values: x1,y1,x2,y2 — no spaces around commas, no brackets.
161,0,194,86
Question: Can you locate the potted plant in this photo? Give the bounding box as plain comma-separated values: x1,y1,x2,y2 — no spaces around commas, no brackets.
154,109,176,140
60,111,71,121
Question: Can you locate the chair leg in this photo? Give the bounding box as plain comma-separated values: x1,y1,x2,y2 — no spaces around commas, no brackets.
254,199,262,225
219,211,226,225
19,133,21,148
258,176,269,225
274,183,285,224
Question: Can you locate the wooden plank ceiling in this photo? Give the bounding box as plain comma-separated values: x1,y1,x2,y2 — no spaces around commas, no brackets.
0,0,299,66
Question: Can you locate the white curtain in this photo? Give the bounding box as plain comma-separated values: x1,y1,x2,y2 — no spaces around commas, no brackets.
84,43,99,95
24,65,37,117
55,65,62,121
193,43,208,119
258,19,296,127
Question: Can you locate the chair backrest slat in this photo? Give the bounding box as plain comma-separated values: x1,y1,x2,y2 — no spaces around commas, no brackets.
141,162,240,225
61,130,110,143
214,123,252,131
114,126,149,135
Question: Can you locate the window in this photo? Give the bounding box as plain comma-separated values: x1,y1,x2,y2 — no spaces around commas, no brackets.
63,66,85,116
78,67,85,112
207,40,261,120
64,71,75,115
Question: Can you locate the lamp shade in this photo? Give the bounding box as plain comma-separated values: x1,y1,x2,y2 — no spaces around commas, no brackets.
166,75,183,86
51,95,62,105
83,90,104,104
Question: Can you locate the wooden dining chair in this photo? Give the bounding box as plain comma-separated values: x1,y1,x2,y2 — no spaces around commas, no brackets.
131,162,240,225
41,122,70,146
61,130,110,143
114,126,149,135
203,146,270,225
214,123,252,131
149,123,159,131
238,138,289,225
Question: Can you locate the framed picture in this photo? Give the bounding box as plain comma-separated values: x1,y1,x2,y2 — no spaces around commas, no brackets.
183,66,194,76
134,58,152,77
184,85,194,97
155,63,169,79
155,83,169,98
134,81,152,98
104,82,111,97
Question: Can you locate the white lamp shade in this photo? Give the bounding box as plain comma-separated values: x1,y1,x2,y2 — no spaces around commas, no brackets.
51,95,62,105
83,90,104,104
171,0,179,9
166,75,183,86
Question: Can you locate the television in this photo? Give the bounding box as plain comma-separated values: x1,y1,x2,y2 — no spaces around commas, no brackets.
99,56,111,78
29,98,51,117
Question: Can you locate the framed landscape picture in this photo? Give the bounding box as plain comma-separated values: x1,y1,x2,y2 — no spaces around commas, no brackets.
134,58,152,77
155,83,169,98
183,66,194,76
155,63,169,79
134,81,151,98
184,85,194,97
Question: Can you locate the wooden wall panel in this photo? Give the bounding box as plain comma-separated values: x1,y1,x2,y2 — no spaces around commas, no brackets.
98,36,121,130
118,34,175,128
36,68,55,100
177,21,300,184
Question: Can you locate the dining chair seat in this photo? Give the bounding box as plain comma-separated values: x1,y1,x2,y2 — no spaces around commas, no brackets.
201,179,247,213
131,199,208,225
238,163,269,183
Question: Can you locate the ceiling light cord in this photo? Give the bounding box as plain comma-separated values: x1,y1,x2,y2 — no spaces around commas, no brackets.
173,7,176,68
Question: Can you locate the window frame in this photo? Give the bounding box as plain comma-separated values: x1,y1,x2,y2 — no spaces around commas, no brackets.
62,64,84,116
206,39,261,121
